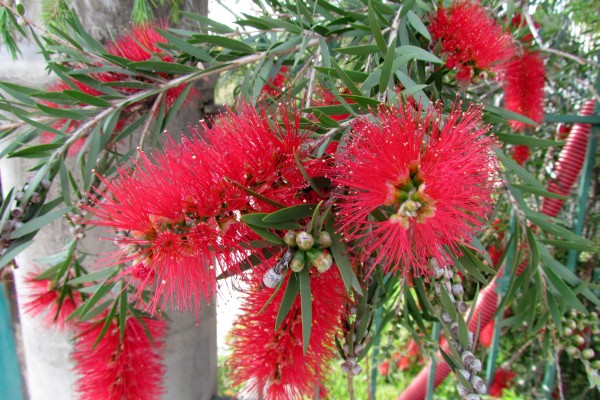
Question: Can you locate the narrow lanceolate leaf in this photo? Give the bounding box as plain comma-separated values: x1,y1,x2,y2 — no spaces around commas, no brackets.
495,133,563,148
69,266,119,285
406,11,431,40
63,90,112,107
325,215,362,294
368,0,387,54
10,207,70,239
156,29,212,62
128,61,198,74
245,224,285,245
275,272,300,330
299,267,312,353
241,213,302,230
191,34,255,53
262,204,317,223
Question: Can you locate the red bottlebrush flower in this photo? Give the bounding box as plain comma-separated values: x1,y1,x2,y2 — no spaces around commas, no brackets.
379,360,390,376
479,319,495,347
511,144,530,165
261,66,289,97
85,145,229,313
192,103,314,211
23,270,81,330
106,24,198,106
487,244,503,267
502,51,546,131
313,87,356,121
397,356,411,371
429,1,515,82
488,368,517,398
228,267,346,400
511,13,539,43
73,315,166,400
331,100,497,275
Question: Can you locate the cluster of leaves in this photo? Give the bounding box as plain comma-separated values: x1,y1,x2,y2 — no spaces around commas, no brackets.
0,0,598,399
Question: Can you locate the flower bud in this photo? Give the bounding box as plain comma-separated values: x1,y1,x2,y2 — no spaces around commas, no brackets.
313,249,333,273
451,322,459,337
566,346,579,357
452,283,464,297
457,383,468,397
283,231,297,247
289,251,306,272
346,356,356,366
441,312,453,324
434,267,445,279
471,376,487,394
296,231,315,250
15,191,24,202
30,192,42,204
316,231,332,248
263,268,283,289
470,359,482,373
573,335,585,347
591,360,600,370
582,349,595,360
11,207,24,218
351,364,362,375
354,344,364,355
458,369,471,381
457,301,469,313
340,362,350,373
41,179,52,190
461,351,475,366
563,327,573,337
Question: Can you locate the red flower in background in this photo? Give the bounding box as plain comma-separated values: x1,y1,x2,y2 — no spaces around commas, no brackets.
228,267,346,400
73,316,166,400
261,66,289,97
23,270,81,330
313,87,356,121
488,368,517,397
430,1,515,82
511,144,530,165
511,13,539,43
479,319,495,347
332,100,497,275
502,51,546,131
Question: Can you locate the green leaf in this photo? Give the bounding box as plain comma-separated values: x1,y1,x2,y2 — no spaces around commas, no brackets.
241,213,302,230
69,266,119,285
439,284,458,321
541,239,599,253
510,183,569,200
379,42,395,91
191,34,254,53
157,29,212,62
325,215,362,294
485,105,538,126
262,204,317,223
406,11,431,40
496,133,563,149
36,103,96,120
119,283,127,341
335,44,379,55
0,239,33,268
544,267,587,314
128,61,198,74
179,12,234,33
63,90,112,107
294,152,326,197
245,225,284,245
299,267,312,353
395,45,442,64
10,207,69,239
73,279,117,320
498,150,545,189
7,143,64,159
275,272,299,330
368,0,387,54
330,59,362,96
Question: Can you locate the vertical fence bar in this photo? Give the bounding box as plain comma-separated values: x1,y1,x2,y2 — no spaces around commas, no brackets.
0,281,24,400
425,322,442,400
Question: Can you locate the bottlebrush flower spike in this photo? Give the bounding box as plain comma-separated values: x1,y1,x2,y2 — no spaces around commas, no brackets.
511,144,530,165
488,368,517,398
23,269,81,330
332,100,497,275
502,51,546,131
73,315,166,400
429,0,515,82
85,146,228,313
228,267,346,400
261,66,289,97
106,24,198,106
192,103,314,211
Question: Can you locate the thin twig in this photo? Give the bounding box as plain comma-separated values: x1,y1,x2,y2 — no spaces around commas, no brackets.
523,11,545,48
541,47,600,69
378,6,403,102
136,91,165,156
304,47,321,109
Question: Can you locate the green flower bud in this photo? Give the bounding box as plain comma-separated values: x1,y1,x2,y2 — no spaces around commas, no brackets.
591,360,600,370
566,346,579,357
563,327,573,337
582,349,595,360
316,231,332,248
283,231,297,247
305,248,321,265
313,249,333,273
296,231,314,250
573,335,585,347
289,251,306,272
